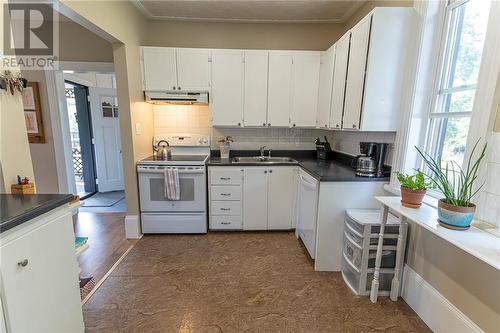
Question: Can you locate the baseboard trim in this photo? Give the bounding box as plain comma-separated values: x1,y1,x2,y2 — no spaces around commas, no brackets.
401,264,483,333
124,215,143,239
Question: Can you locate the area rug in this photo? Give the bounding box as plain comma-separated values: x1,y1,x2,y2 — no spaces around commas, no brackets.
83,191,125,207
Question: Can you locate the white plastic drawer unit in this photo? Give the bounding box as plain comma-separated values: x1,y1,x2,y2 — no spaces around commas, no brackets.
211,201,242,216
210,168,243,185
211,215,242,230
210,186,242,201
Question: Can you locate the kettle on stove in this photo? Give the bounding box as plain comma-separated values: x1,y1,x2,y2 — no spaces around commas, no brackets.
153,139,172,160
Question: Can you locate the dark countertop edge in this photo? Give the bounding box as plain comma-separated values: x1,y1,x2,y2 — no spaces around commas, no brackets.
0,194,74,234
207,150,390,183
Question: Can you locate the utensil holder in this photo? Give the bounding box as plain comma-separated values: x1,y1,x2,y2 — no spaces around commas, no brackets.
219,142,230,159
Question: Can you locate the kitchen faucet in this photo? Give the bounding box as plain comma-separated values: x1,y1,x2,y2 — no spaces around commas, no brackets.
260,146,272,157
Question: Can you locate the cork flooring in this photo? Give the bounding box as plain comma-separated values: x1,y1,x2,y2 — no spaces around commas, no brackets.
83,231,430,332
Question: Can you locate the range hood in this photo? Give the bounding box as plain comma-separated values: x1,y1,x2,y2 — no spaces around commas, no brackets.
144,91,209,105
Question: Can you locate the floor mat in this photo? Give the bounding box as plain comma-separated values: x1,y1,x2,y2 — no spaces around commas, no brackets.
83,191,125,207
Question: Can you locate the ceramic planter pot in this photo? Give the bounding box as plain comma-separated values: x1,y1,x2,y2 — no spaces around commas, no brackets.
400,187,426,208
437,199,476,230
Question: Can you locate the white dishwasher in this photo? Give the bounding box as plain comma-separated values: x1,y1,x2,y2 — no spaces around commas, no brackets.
296,168,320,259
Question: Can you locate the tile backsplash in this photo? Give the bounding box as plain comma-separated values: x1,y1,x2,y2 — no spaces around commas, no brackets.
153,105,396,165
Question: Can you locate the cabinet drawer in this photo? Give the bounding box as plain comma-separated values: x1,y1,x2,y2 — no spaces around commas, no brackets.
211,186,242,201
211,201,242,215
210,168,242,185
211,215,242,230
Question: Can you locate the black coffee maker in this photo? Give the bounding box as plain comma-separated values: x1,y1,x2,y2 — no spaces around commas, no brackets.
353,142,389,177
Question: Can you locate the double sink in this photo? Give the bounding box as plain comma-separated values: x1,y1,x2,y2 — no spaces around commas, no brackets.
232,156,298,164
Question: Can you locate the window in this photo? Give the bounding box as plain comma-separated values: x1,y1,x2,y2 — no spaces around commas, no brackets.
426,0,491,168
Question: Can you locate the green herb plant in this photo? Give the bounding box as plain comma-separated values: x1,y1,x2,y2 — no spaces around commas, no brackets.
416,140,487,207
396,170,431,191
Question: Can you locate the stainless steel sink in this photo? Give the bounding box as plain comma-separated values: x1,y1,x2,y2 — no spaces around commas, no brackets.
232,156,298,164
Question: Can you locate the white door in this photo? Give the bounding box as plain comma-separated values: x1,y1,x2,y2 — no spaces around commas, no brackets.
0,212,84,332
211,50,244,127
291,51,321,127
267,52,293,127
176,48,211,91
243,167,268,230
317,46,335,129
330,33,351,129
343,15,372,130
267,167,296,229
89,87,124,192
141,47,177,91
243,50,269,127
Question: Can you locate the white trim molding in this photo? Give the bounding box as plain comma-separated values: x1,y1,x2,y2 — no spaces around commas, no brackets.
125,215,143,239
401,264,484,333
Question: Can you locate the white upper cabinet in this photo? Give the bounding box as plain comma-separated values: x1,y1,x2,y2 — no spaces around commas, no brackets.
267,52,293,127
176,48,211,91
243,51,269,127
141,47,177,91
343,15,372,131
316,46,335,129
211,50,244,127
290,51,321,128
330,33,350,129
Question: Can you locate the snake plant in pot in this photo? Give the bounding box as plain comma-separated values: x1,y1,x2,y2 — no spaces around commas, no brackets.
416,141,487,230
396,170,432,208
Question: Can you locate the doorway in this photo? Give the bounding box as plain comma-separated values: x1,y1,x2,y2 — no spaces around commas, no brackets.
64,81,97,198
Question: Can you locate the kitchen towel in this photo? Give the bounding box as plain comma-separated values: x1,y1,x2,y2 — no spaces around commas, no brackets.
164,168,180,200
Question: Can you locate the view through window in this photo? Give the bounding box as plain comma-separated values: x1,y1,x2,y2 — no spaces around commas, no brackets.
426,0,491,169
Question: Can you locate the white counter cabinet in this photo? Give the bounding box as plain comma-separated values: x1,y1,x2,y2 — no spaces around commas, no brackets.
0,206,84,332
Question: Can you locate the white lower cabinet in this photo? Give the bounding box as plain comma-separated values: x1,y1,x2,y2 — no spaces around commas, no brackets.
209,166,297,230
0,208,84,332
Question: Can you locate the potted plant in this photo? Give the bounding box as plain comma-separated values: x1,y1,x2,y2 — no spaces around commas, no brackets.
416,141,487,230
218,136,234,159
396,170,431,208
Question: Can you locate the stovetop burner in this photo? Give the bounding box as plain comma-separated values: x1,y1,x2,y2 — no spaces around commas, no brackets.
138,154,209,166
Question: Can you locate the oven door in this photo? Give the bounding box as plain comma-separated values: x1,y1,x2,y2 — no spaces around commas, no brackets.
138,165,206,212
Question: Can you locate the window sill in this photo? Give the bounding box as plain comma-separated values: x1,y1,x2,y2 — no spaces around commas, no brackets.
383,184,439,208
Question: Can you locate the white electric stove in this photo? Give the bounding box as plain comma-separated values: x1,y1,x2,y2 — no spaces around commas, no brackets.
137,134,210,234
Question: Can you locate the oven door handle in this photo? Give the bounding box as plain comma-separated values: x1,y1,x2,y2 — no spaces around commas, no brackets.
138,168,205,174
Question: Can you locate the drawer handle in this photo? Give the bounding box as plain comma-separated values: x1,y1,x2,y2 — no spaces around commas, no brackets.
220,208,231,211
220,193,231,196
221,222,231,225
18,259,29,267
220,177,231,180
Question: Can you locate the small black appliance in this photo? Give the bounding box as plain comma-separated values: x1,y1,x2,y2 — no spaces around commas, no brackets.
353,142,389,177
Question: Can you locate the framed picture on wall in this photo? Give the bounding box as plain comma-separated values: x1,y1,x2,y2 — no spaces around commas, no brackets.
22,82,45,143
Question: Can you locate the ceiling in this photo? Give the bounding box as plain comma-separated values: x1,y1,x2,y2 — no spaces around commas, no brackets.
132,0,367,23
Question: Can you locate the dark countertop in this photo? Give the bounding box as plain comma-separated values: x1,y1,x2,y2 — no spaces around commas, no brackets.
0,194,74,233
207,150,390,182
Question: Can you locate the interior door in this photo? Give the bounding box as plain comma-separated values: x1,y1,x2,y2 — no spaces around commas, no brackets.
317,46,335,128
141,47,177,90
267,52,293,127
89,87,124,192
330,33,351,129
211,50,244,126
243,50,269,127
243,167,268,230
343,15,372,130
267,167,296,229
176,48,211,91
291,51,321,127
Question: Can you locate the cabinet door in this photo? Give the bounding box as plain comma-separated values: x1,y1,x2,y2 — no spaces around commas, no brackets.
267,167,296,230
211,50,244,126
243,167,269,230
141,47,177,91
243,51,269,127
1,212,83,332
330,33,350,129
316,47,335,129
176,48,211,91
291,51,320,128
343,15,372,130
267,52,293,127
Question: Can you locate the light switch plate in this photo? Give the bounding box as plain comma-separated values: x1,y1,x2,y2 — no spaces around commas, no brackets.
135,123,142,135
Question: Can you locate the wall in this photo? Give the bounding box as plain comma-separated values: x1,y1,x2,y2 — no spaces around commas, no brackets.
59,0,152,217
22,70,60,193
344,0,414,30
146,21,345,51
59,20,113,62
